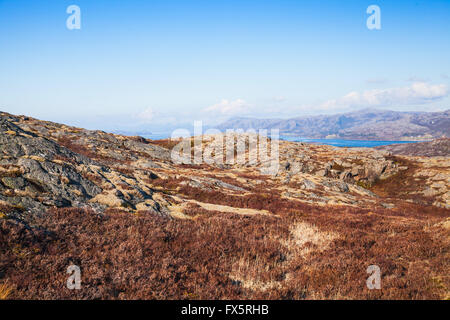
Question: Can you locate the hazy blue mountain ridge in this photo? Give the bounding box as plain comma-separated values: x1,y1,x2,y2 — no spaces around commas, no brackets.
217,109,450,140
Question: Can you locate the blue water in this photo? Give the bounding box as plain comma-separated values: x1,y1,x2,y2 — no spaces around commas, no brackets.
143,133,422,148
279,136,421,148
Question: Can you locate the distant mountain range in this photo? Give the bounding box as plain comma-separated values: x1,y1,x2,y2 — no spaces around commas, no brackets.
217,109,450,140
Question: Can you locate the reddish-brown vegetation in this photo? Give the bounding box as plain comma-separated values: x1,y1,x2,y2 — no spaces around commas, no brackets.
57,137,98,160
57,137,127,165
81,172,104,185
52,154,77,165
1,199,448,300
149,139,180,150
369,157,435,205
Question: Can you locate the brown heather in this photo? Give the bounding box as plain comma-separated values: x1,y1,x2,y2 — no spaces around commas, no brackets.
0,200,448,299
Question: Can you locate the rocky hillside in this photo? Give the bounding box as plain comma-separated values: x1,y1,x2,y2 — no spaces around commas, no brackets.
217,108,450,140
0,111,449,300
375,138,450,157
0,112,172,222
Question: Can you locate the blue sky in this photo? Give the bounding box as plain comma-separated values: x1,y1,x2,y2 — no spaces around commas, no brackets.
1,0,449,132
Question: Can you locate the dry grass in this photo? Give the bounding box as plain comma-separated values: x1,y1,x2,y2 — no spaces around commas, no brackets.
0,164,22,177
229,255,283,292
149,138,181,150
283,221,339,258
0,282,13,300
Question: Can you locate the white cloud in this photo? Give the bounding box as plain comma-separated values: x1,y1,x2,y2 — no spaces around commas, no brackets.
204,99,250,115
137,107,156,122
134,108,185,127
319,82,449,110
